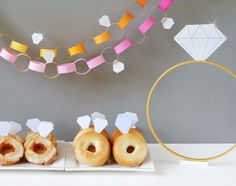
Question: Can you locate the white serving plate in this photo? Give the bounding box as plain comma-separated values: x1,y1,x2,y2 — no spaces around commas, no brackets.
65,142,155,172
0,141,66,171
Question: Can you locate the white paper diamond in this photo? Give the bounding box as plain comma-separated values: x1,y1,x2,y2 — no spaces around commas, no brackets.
124,112,138,128
115,114,132,134
32,33,44,45
26,118,41,132
43,51,55,63
93,118,108,133
174,24,227,60
0,121,11,136
113,60,124,73
77,115,91,129
38,121,54,137
9,121,22,134
99,15,111,28
91,111,106,123
161,17,174,29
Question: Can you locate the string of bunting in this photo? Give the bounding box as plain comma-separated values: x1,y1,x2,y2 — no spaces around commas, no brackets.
0,0,174,78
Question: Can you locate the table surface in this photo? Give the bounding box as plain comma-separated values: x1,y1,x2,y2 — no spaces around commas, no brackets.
1,144,236,186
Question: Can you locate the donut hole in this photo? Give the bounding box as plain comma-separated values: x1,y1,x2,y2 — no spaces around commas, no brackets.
32,143,47,154
87,144,96,153
0,143,15,155
127,146,135,154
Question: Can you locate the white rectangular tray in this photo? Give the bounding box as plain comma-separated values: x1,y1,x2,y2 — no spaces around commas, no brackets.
65,142,155,172
0,141,66,171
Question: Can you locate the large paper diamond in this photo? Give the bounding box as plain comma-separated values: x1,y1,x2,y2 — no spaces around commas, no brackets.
174,24,227,60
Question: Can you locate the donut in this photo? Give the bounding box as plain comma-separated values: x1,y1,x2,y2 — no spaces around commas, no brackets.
73,127,110,148
111,129,148,167
110,128,143,144
24,131,57,148
73,128,110,166
0,135,24,165
24,132,57,165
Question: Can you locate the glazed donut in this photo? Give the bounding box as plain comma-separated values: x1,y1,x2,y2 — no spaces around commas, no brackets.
73,128,110,166
111,129,148,167
0,135,24,165
24,132,57,165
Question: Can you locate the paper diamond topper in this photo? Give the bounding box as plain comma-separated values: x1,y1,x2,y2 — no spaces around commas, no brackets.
26,118,54,137
77,115,91,129
0,121,22,136
91,112,108,133
91,111,106,122
0,121,11,136
174,24,227,60
93,118,108,133
76,112,108,133
38,121,54,137
115,112,139,134
9,121,22,135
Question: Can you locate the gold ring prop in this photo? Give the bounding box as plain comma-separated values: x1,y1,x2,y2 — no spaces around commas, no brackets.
146,60,236,161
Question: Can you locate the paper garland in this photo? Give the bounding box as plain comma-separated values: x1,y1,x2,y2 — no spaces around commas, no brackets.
0,0,174,78
0,0,150,61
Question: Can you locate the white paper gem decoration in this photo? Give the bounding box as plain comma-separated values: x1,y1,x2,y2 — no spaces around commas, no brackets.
115,114,133,134
99,15,111,28
161,17,174,29
93,118,108,133
124,112,138,128
174,24,227,60
0,121,11,136
32,33,44,45
38,121,54,137
43,51,55,63
113,60,124,73
9,121,22,134
26,118,41,132
77,115,91,129
91,111,106,122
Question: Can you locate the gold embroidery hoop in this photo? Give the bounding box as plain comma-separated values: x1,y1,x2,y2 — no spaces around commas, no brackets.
146,60,236,161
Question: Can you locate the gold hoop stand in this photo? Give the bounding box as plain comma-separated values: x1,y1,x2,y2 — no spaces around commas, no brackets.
146,60,236,162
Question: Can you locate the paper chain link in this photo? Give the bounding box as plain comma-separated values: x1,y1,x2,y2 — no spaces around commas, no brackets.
0,0,174,79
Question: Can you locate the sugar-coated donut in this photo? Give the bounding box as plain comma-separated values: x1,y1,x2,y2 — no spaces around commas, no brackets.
111,129,148,167
73,129,110,166
0,135,24,165
24,132,57,165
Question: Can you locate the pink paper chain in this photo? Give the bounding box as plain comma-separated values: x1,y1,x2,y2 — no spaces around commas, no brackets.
0,0,174,78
